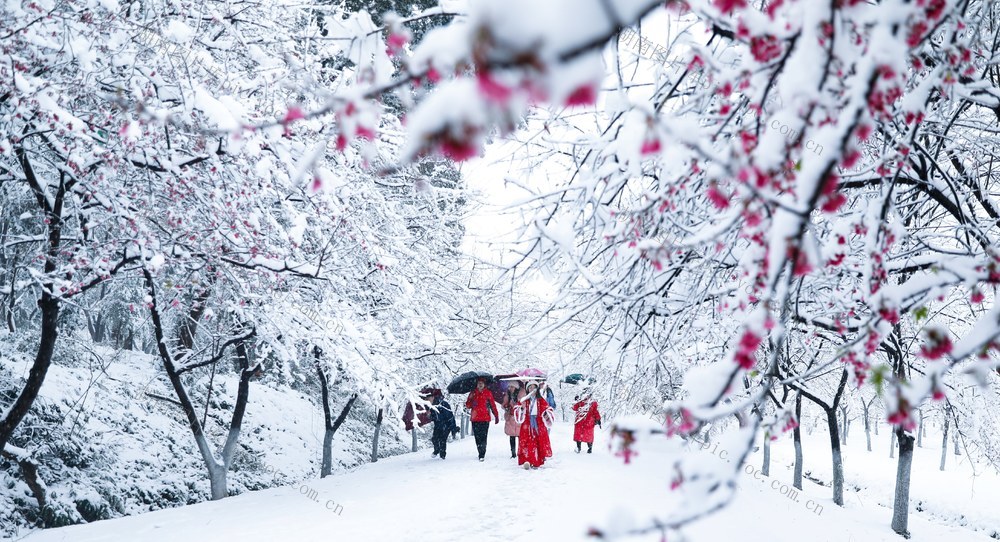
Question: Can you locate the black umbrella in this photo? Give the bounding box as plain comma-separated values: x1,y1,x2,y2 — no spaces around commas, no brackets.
447,371,494,394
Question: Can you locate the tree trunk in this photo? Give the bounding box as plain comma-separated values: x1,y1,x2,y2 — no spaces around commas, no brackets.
839,406,848,445
209,465,228,501
321,393,357,478
0,294,58,454
890,430,896,458
411,428,418,452
864,407,872,452
953,425,961,456
891,429,915,537
917,410,924,448
874,418,879,436
371,408,383,462
762,436,771,476
3,257,17,333
939,415,949,471
0,155,63,454
1,449,46,511
827,408,845,506
221,341,253,458
314,348,357,477
793,395,803,490
143,269,256,502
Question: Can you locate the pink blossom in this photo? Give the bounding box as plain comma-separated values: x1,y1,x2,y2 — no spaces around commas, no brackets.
750,36,783,63
734,330,762,369
713,0,747,13
971,288,985,304
283,107,305,124
386,32,409,55
426,67,442,84
565,84,597,107
765,0,784,17
887,409,916,431
439,138,479,162
878,306,900,325
707,183,730,209
920,328,953,360
822,192,847,213
641,138,662,156
477,72,512,103
792,248,813,277
841,149,862,169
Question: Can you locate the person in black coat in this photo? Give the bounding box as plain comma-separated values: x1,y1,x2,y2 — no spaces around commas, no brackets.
429,394,458,459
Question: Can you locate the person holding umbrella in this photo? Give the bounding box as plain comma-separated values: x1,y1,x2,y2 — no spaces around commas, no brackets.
516,381,554,469
572,387,602,453
465,377,499,461
501,380,524,458
428,391,458,459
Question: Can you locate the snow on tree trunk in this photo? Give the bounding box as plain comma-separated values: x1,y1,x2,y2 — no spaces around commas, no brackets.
793,395,803,491
890,430,896,459
371,408,383,463
762,437,771,477
891,429,915,537
917,410,924,448
940,415,949,471
953,426,961,456
864,411,872,452
209,465,228,501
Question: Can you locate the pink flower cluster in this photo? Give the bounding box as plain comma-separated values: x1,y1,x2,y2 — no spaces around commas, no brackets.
734,329,762,369
919,327,953,360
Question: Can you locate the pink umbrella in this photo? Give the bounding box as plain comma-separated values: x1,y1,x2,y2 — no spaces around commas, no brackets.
517,368,546,379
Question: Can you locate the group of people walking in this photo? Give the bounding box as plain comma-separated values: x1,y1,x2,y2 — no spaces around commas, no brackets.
424,377,601,470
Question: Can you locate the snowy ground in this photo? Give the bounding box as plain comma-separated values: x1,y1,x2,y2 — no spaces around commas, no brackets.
16,422,996,542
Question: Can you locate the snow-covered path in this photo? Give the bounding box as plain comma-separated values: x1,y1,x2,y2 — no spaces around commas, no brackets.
19,422,994,542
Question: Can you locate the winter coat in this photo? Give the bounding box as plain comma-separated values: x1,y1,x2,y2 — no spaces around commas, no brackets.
429,399,458,435
403,402,431,431
465,388,499,423
502,388,525,437
517,396,553,467
572,400,601,443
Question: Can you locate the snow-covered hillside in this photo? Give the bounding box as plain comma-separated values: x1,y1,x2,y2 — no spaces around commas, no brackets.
0,346,408,539
17,421,997,542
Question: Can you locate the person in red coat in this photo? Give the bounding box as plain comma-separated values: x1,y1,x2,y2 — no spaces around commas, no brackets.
465,378,499,461
572,388,601,454
516,381,553,469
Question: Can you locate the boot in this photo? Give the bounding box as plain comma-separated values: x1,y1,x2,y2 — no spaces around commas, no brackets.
587,443,593,454
510,436,517,458
576,442,581,453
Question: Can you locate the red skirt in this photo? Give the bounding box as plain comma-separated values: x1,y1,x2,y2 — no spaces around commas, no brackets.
518,416,552,467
